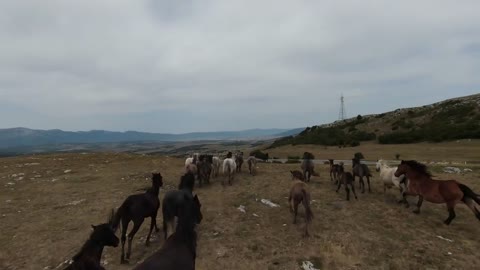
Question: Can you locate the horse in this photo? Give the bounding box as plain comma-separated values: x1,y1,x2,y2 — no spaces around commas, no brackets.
301,152,315,182
222,157,236,185
335,164,358,201
352,158,372,193
290,170,305,181
235,152,244,172
162,190,203,240
197,159,212,187
212,156,222,178
184,153,199,169
133,193,198,270
328,159,342,183
246,156,257,176
64,210,119,270
111,173,163,264
185,163,198,177
395,160,480,225
376,159,407,196
178,172,195,192
289,179,314,237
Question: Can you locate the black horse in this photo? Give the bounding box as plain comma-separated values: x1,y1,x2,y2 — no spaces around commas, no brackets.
133,192,198,270
336,164,358,201
64,210,119,270
162,190,203,240
352,158,372,193
112,173,163,264
178,172,195,192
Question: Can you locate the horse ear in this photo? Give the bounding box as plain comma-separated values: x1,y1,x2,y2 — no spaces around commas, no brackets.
91,224,96,230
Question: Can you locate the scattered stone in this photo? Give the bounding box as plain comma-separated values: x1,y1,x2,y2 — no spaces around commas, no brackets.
464,168,473,172
66,199,86,206
260,199,280,208
301,261,320,270
7,182,15,186
216,247,228,258
6,200,11,203
437,235,454,242
64,169,72,173
443,167,461,174
237,205,246,213
253,213,259,217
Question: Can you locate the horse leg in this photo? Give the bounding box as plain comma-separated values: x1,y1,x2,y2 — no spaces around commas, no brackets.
366,176,371,193
444,202,457,225
293,201,299,224
351,183,358,200
345,186,350,201
163,217,168,240
336,180,342,193
120,218,129,264
413,196,423,214
289,195,293,213
126,219,144,260
145,214,157,246
384,183,387,194
360,176,365,193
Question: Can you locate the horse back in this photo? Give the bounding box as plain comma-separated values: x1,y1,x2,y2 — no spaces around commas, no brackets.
134,236,195,270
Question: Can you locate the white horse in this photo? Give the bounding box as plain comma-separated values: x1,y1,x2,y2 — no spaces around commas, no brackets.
185,153,199,169
222,158,236,185
212,156,222,178
376,159,407,195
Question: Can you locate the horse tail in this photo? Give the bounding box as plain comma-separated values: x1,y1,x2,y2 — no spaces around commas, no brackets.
459,183,480,205
301,189,313,223
111,201,127,232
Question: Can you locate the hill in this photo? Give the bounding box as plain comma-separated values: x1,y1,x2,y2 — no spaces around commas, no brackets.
0,127,301,150
269,93,480,148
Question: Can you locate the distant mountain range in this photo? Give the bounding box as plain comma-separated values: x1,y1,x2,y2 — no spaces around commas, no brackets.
0,127,303,149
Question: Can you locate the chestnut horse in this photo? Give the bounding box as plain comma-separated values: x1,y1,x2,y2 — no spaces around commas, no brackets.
289,179,314,237
395,160,480,225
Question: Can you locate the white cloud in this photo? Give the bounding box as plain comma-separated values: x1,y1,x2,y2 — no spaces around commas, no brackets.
0,0,479,132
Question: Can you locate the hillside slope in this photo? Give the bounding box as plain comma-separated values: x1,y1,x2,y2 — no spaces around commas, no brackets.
269,93,480,148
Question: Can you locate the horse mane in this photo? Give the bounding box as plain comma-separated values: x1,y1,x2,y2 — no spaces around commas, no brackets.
303,152,315,160
403,160,432,177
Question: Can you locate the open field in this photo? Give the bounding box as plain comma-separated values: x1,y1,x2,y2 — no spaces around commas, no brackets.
1,142,480,270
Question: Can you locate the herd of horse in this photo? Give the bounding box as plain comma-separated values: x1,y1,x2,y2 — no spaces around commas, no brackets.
64,151,480,269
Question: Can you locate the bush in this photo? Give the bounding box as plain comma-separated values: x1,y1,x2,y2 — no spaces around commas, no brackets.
395,153,401,160
250,150,269,160
354,152,365,160
285,159,301,164
287,155,301,160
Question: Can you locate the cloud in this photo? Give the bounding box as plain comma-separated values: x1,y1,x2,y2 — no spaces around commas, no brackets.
0,0,479,132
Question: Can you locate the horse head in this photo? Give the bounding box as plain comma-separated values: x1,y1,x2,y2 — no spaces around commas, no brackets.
91,212,119,248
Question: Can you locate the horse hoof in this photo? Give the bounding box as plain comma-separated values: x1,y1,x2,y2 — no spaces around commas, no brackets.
145,241,150,247
413,209,420,214
120,260,129,264
405,204,410,208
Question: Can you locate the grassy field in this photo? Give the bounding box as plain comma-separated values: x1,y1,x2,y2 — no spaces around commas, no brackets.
1,142,479,270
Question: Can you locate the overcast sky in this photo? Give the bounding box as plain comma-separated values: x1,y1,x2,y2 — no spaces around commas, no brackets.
0,1,479,133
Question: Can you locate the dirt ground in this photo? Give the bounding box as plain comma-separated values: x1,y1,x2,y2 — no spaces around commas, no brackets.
1,144,480,270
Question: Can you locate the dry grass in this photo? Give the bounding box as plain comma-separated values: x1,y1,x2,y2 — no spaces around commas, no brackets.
1,145,480,270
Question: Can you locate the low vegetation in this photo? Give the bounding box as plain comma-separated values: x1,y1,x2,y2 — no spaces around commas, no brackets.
269,94,480,148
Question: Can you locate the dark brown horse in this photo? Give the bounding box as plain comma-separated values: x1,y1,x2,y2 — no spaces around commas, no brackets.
133,192,198,270
197,159,212,187
335,164,358,201
301,152,315,182
352,158,372,193
112,173,163,264
290,170,305,181
235,152,244,172
64,210,119,270
395,160,480,225
289,179,314,237
328,159,342,183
